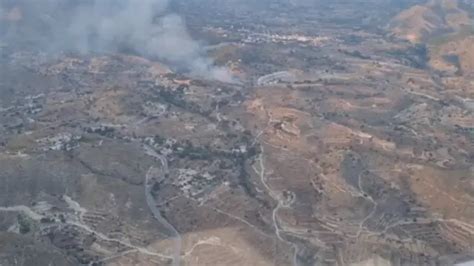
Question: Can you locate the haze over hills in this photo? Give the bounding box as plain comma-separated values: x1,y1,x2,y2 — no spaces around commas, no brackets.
389,0,472,43
0,0,473,265
390,0,474,92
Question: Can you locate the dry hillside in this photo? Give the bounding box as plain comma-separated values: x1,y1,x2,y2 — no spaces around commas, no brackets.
390,0,471,42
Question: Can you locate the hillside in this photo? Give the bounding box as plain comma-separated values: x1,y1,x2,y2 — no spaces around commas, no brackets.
389,0,471,43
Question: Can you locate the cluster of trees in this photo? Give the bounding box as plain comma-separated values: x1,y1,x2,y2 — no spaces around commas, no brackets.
388,44,429,69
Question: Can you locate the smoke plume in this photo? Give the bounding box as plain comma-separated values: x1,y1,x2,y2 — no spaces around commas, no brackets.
0,0,233,82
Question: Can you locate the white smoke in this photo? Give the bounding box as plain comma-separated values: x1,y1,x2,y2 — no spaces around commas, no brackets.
0,0,233,82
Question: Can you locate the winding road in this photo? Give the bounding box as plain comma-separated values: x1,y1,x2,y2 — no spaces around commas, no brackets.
143,145,182,266
253,146,300,266
0,203,173,262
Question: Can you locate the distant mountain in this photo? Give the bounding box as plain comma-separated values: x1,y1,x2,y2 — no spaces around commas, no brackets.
389,0,472,43
389,0,474,77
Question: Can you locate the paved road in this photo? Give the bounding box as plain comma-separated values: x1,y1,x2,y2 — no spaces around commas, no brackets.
144,145,182,266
